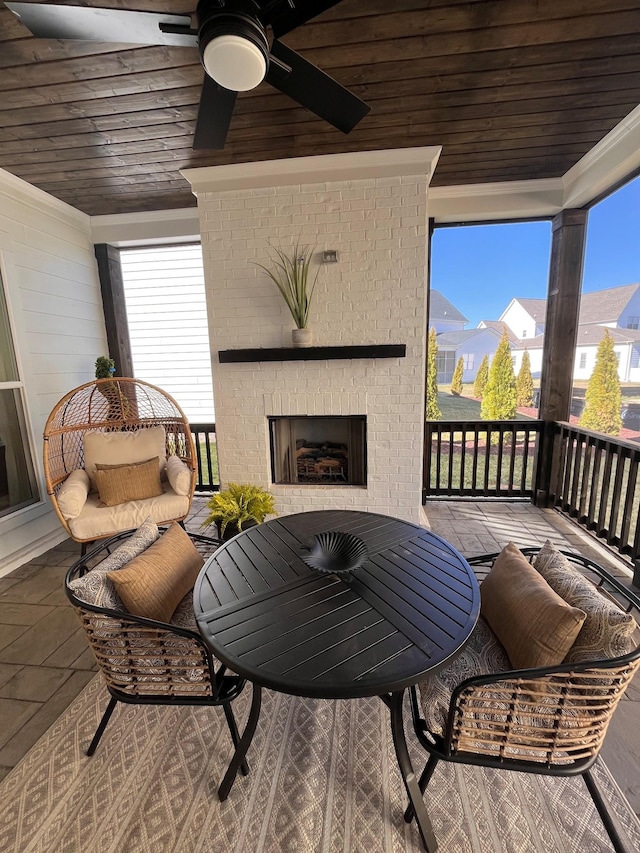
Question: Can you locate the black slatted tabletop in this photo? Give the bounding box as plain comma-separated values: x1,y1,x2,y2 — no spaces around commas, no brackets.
194,510,480,699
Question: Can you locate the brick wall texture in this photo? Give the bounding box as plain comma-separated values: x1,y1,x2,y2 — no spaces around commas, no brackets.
199,174,428,523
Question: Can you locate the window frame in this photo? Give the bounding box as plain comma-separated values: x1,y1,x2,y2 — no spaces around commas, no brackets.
0,250,42,520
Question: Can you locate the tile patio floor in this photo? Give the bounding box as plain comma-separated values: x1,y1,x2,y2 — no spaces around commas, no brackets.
0,498,638,821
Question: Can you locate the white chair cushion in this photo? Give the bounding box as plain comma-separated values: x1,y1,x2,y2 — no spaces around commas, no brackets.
84,426,167,488
56,469,90,519
67,482,190,541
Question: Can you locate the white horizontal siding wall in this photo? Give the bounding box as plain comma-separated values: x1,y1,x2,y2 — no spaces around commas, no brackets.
0,169,107,574
120,245,215,422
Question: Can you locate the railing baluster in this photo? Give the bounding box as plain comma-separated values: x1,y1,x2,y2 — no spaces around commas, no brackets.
189,422,219,492
424,419,541,499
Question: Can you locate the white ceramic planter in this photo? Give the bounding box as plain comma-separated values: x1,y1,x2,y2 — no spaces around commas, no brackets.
292,328,314,347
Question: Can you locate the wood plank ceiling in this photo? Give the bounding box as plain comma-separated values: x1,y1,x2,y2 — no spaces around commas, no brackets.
0,0,639,217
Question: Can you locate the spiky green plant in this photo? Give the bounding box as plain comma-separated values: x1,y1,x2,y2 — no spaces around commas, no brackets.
451,356,464,396
95,355,115,378
202,483,276,537
255,242,320,329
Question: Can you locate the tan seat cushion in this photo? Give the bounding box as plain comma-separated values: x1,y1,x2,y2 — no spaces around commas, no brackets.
107,523,204,623
84,426,166,488
534,540,637,663
480,542,586,670
56,469,91,519
95,457,163,507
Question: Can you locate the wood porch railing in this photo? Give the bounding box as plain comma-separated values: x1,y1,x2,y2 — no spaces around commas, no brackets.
548,422,640,564
189,423,219,492
423,420,542,499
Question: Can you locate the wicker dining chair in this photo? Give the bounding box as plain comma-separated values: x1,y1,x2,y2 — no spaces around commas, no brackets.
44,377,197,549
405,546,640,853
65,528,251,789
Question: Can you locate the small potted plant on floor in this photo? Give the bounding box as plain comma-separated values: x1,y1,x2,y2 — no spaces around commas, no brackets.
255,242,320,347
202,482,276,540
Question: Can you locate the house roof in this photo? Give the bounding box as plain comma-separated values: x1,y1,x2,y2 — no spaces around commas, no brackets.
511,298,547,323
430,290,468,325
574,325,640,346
578,283,640,325
477,320,519,344
436,327,502,348
0,2,639,216
512,325,640,351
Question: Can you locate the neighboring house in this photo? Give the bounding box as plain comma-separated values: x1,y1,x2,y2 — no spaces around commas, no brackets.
435,327,505,384
501,283,640,382
429,290,468,333
500,298,547,340
577,283,640,330
573,325,640,382
477,320,520,344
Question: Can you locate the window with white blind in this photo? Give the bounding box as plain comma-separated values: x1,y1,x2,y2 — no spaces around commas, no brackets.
120,244,215,422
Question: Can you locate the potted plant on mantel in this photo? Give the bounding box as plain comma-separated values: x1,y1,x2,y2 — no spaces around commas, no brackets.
255,242,320,347
202,482,277,541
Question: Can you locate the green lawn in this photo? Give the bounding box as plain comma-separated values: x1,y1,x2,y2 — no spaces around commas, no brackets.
435,391,536,421
196,439,219,487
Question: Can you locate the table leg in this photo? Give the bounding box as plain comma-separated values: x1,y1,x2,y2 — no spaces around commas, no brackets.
389,690,439,852
218,682,262,802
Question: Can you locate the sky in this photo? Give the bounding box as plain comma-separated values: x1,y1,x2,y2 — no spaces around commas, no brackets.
431,175,640,328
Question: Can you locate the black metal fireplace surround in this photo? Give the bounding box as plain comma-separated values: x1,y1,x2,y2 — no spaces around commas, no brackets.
269,416,366,486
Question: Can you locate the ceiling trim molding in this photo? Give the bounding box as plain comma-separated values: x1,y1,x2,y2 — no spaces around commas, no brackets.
90,207,200,246
0,166,90,231
562,103,640,209
429,178,564,223
181,147,442,194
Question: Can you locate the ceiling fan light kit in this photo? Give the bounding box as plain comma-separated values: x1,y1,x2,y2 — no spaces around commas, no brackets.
198,8,270,92
5,0,370,150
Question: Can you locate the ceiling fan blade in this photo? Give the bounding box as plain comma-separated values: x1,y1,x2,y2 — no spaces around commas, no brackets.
264,0,344,39
266,40,370,134
193,75,238,150
5,3,197,47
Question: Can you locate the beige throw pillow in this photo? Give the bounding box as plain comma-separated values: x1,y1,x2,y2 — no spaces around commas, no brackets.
165,454,192,496
56,469,90,519
534,540,637,663
84,426,166,488
95,457,163,507
480,542,586,670
107,523,204,622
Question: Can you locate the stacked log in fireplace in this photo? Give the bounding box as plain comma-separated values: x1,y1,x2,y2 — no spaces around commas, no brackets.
295,439,348,482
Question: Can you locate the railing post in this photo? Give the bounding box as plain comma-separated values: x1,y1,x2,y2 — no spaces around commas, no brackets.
534,420,556,507
633,560,640,590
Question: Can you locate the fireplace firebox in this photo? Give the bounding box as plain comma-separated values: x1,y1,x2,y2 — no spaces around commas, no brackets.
269,416,366,486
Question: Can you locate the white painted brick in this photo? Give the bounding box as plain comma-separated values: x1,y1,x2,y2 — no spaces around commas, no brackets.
197,172,428,522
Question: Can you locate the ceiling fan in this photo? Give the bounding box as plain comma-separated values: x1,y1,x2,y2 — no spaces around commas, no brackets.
5,0,371,149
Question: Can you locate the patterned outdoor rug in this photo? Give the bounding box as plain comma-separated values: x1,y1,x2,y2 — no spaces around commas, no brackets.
1,676,639,853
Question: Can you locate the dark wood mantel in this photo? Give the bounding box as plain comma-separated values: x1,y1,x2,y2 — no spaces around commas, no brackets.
218,344,406,363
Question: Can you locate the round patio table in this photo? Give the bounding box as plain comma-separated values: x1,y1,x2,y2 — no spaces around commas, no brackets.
194,509,480,851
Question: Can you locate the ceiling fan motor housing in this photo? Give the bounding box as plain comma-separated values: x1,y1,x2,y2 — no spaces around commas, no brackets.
197,0,270,91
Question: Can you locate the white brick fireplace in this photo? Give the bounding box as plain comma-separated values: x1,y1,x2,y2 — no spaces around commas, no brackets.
182,148,440,524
